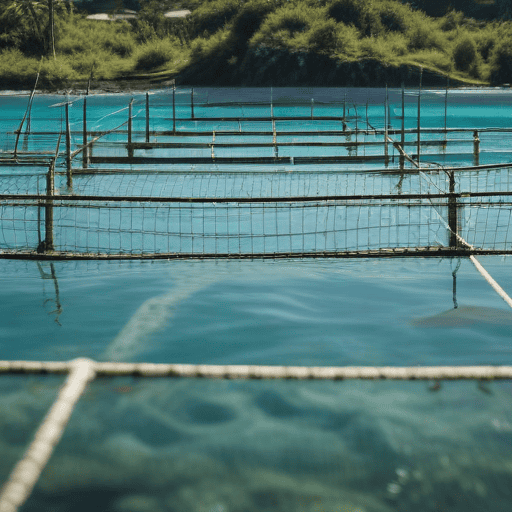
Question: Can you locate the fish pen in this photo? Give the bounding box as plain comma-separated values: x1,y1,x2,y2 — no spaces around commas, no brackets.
1,87,512,512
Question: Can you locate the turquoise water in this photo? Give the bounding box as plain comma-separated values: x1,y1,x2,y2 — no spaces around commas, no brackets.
1,88,512,511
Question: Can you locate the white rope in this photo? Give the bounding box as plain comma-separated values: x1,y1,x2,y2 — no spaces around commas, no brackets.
0,357,510,511
470,255,512,309
0,359,96,512
1,360,512,380
392,135,512,311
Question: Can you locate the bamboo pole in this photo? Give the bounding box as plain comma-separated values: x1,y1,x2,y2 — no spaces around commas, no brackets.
354,104,358,150
401,83,405,171
145,92,150,143
45,162,55,252
474,130,480,166
86,63,94,96
128,99,133,158
417,67,422,163
82,97,88,169
384,86,388,164
14,72,39,158
448,171,458,248
65,102,72,188
191,87,194,119
444,77,449,145
172,83,176,134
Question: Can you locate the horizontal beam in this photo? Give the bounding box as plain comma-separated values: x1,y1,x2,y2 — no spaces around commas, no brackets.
2,190,512,203
16,127,512,137
127,139,462,150
1,358,512,380
4,247,512,261
89,155,387,165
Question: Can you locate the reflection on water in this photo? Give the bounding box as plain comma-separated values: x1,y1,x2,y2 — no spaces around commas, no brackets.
36,262,63,326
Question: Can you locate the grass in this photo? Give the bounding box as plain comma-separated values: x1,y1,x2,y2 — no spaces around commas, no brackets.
1,0,512,87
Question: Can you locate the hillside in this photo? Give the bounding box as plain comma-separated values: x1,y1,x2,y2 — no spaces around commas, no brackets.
1,0,512,89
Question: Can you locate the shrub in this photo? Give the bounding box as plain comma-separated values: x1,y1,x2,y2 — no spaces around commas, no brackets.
103,33,135,57
191,0,240,37
307,19,339,52
439,10,465,32
134,38,179,70
328,0,360,26
359,37,387,60
379,1,411,33
474,26,498,61
453,36,478,71
249,2,326,50
382,32,408,56
231,0,275,43
407,19,446,51
189,28,232,62
40,58,78,86
328,0,383,37
490,40,512,84
0,49,39,79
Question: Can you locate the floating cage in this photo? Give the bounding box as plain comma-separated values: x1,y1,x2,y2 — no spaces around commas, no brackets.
2,87,512,512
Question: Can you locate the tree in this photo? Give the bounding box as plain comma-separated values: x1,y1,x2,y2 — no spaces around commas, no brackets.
0,0,65,56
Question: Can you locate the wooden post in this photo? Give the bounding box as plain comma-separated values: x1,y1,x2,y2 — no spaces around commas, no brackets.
448,171,458,247
444,77,449,145
270,87,274,118
86,62,94,96
417,67,422,164
83,97,88,169
65,102,72,188
401,83,405,170
191,87,194,119
388,90,392,130
45,161,55,252
26,107,31,134
273,119,277,158
473,130,480,166
354,104,358,150
14,72,39,158
145,92,150,143
128,99,133,158
172,83,176,134
384,85,389,165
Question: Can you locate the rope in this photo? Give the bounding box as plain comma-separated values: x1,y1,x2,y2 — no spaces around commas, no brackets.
469,255,512,309
390,135,512,311
1,360,512,380
0,359,96,512
0,357,511,511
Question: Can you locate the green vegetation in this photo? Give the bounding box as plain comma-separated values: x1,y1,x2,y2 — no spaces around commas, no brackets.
2,0,512,87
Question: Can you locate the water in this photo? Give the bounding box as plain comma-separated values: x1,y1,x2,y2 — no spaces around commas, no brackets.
1,88,512,511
